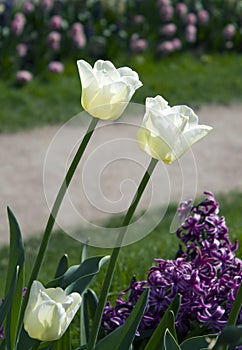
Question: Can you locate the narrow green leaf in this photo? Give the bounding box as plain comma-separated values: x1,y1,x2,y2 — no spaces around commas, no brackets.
144,294,180,350
164,329,181,350
94,289,149,350
166,311,177,341
46,256,110,291
54,255,69,278
15,328,36,350
180,334,218,350
227,283,242,327
0,266,19,325
4,208,25,349
80,293,89,347
8,267,25,349
86,289,98,320
81,242,89,263
5,207,25,294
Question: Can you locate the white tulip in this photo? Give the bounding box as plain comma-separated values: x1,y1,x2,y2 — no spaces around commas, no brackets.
24,280,82,341
77,59,142,120
137,95,212,164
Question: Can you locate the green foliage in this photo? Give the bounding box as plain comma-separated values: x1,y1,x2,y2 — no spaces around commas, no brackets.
180,334,218,350
46,256,110,295
1,53,242,133
164,329,181,350
213,325,242,350
94,289,149,350
144,295,180,350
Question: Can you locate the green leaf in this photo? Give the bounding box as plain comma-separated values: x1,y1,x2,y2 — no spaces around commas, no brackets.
79,288,98,347
4,208,25,349
164,329,181,350
81,242,89,263
86,289,98,320
0,266,19,326
46,256,110,293
144,294,180,350
80,292,89,347
94,289,149,350
4,207,25,294
65,256,110,295
15,328,36,350
54,254,69,278
227,283,242,327
213,325,242,349
8,266,25,349
180,334,218,350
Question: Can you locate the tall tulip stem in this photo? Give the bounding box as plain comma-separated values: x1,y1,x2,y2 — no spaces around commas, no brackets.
18,117,99,342
87,157,158,350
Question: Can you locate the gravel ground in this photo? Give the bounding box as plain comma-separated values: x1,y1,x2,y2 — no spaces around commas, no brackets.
0,104,242,246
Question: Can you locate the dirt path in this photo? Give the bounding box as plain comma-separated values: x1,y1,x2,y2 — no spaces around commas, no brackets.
1,104,242,246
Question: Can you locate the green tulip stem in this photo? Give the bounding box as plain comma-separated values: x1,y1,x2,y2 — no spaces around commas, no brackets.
87,157,158,350
18,117,99,342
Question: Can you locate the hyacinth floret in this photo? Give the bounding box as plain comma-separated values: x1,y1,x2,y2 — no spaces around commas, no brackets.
101,191,242,340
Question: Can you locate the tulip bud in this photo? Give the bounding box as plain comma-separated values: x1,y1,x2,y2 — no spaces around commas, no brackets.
24,281,82,341
137,95,212,164
77,59,142,120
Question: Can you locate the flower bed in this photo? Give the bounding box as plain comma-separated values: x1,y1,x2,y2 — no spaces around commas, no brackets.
1,0,242,83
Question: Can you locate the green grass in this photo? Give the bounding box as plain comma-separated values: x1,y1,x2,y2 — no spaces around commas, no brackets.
0,191,242,300
1,52,242,133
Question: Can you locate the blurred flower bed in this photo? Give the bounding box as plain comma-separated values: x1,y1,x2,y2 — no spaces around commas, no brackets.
1,0,242,84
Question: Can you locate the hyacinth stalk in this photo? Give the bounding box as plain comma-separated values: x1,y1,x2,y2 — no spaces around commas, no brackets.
17,117,99,340
87,158,158,349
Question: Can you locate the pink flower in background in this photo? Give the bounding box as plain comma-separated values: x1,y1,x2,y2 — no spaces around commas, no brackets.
157,40,174,53
49,15,62,30
159,5,174,21
71,22,84,36
133,14,145,24
198,10,210,25
23,2,34,14
176,3,187,17
157,0,170,6
172,37,182,50
223,24,236,40
161,23,177,37
11,13,26,36
16,70,33,84
186,13,197,25
185,24,197,43
71,23,86,48
48,61,64,74
16,43,28,57
47,31,61,50
130,34,148,53
40,0,53,11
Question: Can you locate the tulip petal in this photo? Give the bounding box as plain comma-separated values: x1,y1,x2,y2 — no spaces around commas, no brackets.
137,127,173,163
77,59,142,120
137,96,212,164
77,60,95,88
24,281,82,342
183,125,213,146
94,60,120,83
61,292,82,336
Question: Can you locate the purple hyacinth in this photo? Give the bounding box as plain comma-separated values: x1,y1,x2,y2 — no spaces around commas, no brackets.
102,191,242,341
